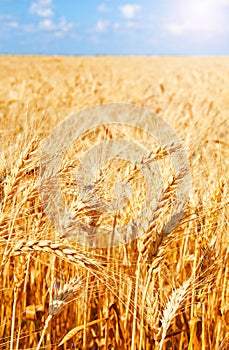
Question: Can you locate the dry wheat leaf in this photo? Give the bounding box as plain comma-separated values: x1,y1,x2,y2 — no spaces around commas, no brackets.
58,318,107,346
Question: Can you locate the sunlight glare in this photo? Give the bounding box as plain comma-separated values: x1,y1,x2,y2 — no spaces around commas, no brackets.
180,0,221,31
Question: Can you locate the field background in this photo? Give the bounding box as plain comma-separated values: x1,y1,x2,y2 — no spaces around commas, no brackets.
0,56,228,349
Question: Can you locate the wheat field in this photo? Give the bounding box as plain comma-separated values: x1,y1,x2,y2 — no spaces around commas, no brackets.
0,56,228,349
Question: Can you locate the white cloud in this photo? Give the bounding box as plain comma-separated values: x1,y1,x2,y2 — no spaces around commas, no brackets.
27,0,76,37
165,20,226,37
112,20,149,35
113,22,120,30
95,20,110,32
0,14,14,20
30,0,54,17
126,20,138,28
38,17,75,36
7,21,19,28
119,4,141,19
22,16,76,38
165,22,191,36
38,19,55,30
23,23,37,33
0,15,19,32
97,4,112,13
54,18,75,37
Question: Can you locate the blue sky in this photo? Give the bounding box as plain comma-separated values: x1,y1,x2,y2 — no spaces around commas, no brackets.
0,0,228,55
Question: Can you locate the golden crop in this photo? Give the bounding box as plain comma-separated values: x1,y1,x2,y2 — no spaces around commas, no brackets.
0,56,228,349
